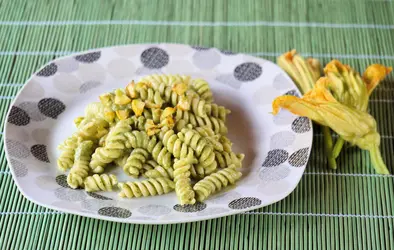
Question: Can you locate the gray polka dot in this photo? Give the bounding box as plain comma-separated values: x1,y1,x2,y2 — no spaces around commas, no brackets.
10,158,28,177
234,63,262,82
6,140,30,159
216,74,242,89
31,128,50,144
192,49,221,70
98,207,132,218
18,102,46,121
35,175,58,190
11,128,29,142
272,74,293,90
262,149,289,167
22,80,45,98
140,47,169,69
270,131,296,149
31,145,50,163
55,188,86,201
259,165,291,182
79,81,101,94
8,106,30,126
138,205,171,216
291,117,311,133
56,58,79,73
53,73,82,94
173,202,207,213
78,63,107,82
220,50,237,55
37,63,57,77
191,46,210,51
56,175,71,188
197,207,229,216
228,197,262,209
86,192,112,200
38,98,66,119
75,51,101,63
81,199,114,211
288,148,310,167
284,89,300,97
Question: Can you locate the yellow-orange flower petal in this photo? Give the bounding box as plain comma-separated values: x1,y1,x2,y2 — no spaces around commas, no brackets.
362,64,392,96
131,99,145,117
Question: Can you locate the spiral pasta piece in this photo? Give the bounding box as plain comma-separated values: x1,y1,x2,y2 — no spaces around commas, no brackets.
77,118,109,141
142,160,158,174
90,120,131,173
144,165,174,179
195,126,223,151
173,158,196,204
178,128,217,177
118,178,175,198
67,141,95,189
193,167,242,202
123,148,149,177
125,131,173,168
57,134,79,171
84,174,118,192
140,74,191,89
191,78,213,103
204,103,230,122
215,151,244,168
161,129,196,160
174,110,228,135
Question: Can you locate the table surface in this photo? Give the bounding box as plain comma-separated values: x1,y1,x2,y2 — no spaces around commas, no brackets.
0,1,393,249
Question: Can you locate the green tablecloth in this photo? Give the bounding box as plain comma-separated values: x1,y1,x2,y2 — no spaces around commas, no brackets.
0,1,393,249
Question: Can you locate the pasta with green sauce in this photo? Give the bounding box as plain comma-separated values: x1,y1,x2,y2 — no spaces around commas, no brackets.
57,74,244,204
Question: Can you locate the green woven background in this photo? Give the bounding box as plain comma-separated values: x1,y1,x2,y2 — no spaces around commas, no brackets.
0,0,393,249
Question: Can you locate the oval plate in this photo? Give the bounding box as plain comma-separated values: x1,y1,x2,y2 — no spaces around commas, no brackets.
4,43,312,224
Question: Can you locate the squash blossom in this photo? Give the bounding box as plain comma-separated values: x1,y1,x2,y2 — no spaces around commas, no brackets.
272,80,390,175
277,50,337,169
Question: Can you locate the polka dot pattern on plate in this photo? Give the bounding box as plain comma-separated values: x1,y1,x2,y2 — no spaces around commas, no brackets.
18,102,46,121
288,148,310,167
191,45,210,51
38,98,66,119
291,117,311,133
75,51,101,63
228,197,262,209
6,140,30,159
30,144,50,163
272,73,293,90
259,165,291,182
79,81,102,94
270,131,296,149
31,128,50,144
8,106,30,126
140,47,169,69
36,63,57,77
56,175,71,188
138,205,172,216
98,207,132,218
192,49,221,70
53,73,82,94
233,62,262,82
262,149,289,167
10,158,28,177
54,188,86,201
86,192,112,200
173,202,207,213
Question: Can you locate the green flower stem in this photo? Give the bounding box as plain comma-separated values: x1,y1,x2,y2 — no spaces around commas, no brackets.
369,146,390,175
323,126,336,169
332,137,345,159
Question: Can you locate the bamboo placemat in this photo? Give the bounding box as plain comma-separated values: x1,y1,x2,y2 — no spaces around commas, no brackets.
0,1,393,249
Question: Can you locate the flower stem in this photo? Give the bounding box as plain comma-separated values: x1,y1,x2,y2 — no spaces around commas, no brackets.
369,146,390,175
332,137,345,159
323,126,336,169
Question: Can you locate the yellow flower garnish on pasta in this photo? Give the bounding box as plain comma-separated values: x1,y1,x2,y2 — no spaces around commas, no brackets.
131,99,145,117
145,119,162,136
161,107,176,120
125,81,137,98
114,89,131,105
115,109,130,120
104,111,115,122
272,88,389,174
73,116,84,127
176,95,191,111
99,93,113,106
173,82,188,95
362,64,392,96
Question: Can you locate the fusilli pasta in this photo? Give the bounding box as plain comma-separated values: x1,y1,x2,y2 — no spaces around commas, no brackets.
118,178,175,198
84,174,118,192
67,140,95,189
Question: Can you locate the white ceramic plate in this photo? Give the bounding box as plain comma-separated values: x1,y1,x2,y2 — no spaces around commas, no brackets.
4,43,312,224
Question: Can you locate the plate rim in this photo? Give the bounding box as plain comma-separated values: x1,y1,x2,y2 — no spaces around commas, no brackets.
3,43,313,224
